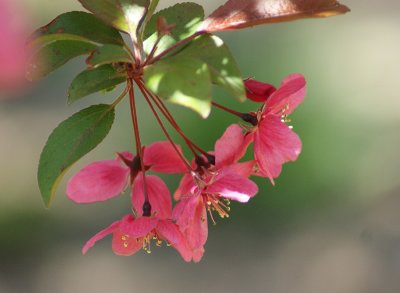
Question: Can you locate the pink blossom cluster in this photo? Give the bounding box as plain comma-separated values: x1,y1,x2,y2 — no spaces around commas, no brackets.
67,73,306,262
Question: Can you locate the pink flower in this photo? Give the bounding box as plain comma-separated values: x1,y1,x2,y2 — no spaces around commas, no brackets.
0,0,30,92
66,141,186,204
173,125,258,261
245,73,306,183
81,172,192,261
82,215,191,261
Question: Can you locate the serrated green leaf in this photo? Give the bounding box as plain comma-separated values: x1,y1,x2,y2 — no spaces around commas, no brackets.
78,0,149,39
38,104,115,207
30,11,124,47
68,65,127,103
178,35,245,101
27,40,96,81
86,44,132,68
144,56,212,118
143,2,204,55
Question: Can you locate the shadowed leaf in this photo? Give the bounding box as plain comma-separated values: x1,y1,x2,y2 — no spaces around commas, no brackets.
38,104,115,207
78,0,149,41
28,40,96,81
202,0,350,32
143,2,204,55
68,64,127,103
30,11,124,47
144,56,212,118
86,44,132,68
177,35,245,101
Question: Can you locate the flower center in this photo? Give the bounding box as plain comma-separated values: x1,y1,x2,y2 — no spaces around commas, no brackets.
203,193,231,225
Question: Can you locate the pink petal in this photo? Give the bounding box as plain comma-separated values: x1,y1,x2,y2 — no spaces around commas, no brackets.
227,161,256,178
207,169,258,203
131,175,172,219
111,215,142,256
174,173,195,200
121,216,158,238
266,73,306,115
82,219,121,254
254,114,302,181
252,162,282,180
192,247,205,263
215,124,250,168
0,0,30,91
174,196,208,252
244,79,276,102
157,220,192,262
66,160,129,203
144,141,187,173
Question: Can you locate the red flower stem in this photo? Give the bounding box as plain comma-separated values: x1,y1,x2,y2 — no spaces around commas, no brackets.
135,80,193,172
211,101,243,117
154,95,212,158
146,30,205,65
138,80,212,158
127,79,149,204
142,36,162,67
142,87,197,157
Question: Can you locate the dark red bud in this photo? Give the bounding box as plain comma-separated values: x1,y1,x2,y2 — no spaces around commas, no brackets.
143,201,151,217
244,79,276,102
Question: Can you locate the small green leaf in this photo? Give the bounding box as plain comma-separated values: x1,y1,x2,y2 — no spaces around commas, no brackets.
68,65,127,103
144,56,212,118
78,0,149,38
31,11,124,47
178,35,245,101
28,40,96,81
86,44,132,68
143,2,204,55
38,104,115,207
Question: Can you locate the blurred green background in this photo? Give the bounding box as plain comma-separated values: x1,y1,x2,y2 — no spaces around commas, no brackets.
1,0,400,292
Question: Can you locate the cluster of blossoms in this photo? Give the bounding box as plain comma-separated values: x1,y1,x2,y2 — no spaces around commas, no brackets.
29,0,347,263
67,74,306,262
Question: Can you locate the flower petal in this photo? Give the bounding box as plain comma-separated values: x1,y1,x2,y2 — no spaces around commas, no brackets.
121,216,158,239
174,195,208,254
227,161,256,178
66,160,129,203
0,0,30,91
131,175,172,219
157,220,192,262
144,141,187,173
254,114,302,181
215,124,250,168
266,73,306,115
244,79,276,102
207,169,258,203
82,219,121,254
111,215,142,256
174,173,195,201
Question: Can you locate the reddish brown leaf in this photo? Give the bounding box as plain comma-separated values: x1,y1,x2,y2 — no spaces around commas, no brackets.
202,0,350,32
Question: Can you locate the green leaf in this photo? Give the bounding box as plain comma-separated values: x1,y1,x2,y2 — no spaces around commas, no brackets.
86,44,132,68
143,2,204,55
30,11,124,47
38,104,115,207
178,35,245,101
68,65,127,103
27,40,97,81
144,56,212,118
78,0,149,38
138,0,159,47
